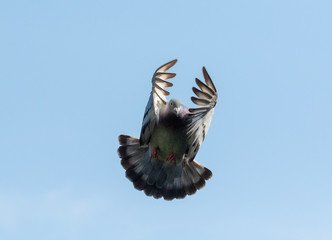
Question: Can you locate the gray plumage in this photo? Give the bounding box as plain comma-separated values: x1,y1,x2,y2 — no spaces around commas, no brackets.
118,59,218,200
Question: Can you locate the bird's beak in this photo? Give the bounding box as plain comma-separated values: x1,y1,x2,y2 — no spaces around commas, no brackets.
174,107,180,116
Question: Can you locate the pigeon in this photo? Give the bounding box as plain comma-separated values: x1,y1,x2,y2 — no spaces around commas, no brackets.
118,59,218,200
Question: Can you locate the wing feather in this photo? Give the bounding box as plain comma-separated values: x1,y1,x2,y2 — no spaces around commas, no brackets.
140,59,177,145
186,67,218,161
195,78,215,95
202,67,217,92
192,87,212,100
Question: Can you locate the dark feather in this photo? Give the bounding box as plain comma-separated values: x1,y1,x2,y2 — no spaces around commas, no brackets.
194,178,206,190
120,151,144,170
155,84,170,96
185,184,197,195
155,170,167,189
188,107,210,114
155,72,176,80
146,159,163,185
156,59,178,73
192,87,212,100
118,135,139,145
144,184,155,196
133,177,147,191
191,97,211,106
202,67,217,92
126,167,142,182
192,161,212,180
202,167,212,180
182,167,197,195
195,78,214,95
117,145,140,159
153,188,163,199
155,79,173,88
163,183,176,201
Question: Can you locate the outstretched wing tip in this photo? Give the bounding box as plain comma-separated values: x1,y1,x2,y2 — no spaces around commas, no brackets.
156,59,178,73
202,67,217,93
151,59,179,108
190,66,218,109
186,67,217,165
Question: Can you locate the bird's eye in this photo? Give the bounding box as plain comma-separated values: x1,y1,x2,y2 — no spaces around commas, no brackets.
170,101,173,106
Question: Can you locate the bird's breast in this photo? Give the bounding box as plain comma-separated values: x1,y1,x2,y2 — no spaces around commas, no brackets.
149,123,187,164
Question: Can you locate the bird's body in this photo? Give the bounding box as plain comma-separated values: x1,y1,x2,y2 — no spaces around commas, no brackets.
118,60,218,200
149,99,188,165
150,121,187,164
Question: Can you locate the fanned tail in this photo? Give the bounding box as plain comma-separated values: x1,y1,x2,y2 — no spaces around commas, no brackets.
118,135,212,200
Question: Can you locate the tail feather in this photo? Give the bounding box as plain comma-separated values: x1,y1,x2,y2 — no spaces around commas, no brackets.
153,188,163,199
133,176,147,191
118,135,139,145
118,135,144,170
146,158,163,185
192,160,212,180
118,135,212,200
155,170,167,189
143,184,154,196
182,168,197,195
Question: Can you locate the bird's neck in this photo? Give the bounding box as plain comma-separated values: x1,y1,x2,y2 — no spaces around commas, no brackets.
160,113,186,130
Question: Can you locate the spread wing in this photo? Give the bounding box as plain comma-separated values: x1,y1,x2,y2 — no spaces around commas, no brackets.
139,59,177,145
186,67,218,161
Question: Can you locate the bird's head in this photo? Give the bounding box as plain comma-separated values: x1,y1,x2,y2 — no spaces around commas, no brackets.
168,98,182,117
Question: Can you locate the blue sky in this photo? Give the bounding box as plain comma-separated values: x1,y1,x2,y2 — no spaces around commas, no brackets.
1,0,331,239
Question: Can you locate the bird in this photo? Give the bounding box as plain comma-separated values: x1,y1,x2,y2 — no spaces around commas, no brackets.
118,59,218,200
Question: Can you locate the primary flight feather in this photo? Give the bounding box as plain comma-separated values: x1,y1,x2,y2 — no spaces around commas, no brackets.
118,59,218,200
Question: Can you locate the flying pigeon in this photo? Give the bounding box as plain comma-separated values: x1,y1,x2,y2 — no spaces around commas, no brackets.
118,59,218,200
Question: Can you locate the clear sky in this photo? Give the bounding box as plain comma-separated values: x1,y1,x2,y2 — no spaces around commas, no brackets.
1,0,331,239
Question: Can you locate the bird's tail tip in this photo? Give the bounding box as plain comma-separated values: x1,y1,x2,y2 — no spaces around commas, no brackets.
117,135,212,200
